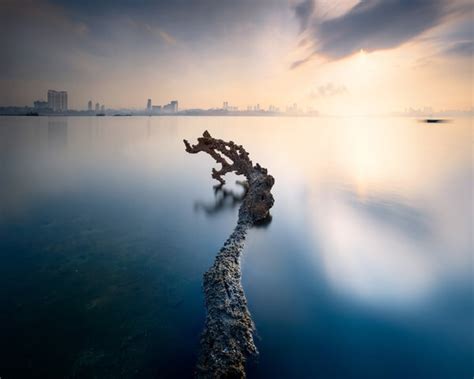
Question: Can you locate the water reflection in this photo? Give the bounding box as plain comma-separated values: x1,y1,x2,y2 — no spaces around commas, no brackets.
309,186,432,306
0,116,471,379
194,182,247,216
194,180,274,229
341,189,431,240
47,117,68,151
307,175,471,308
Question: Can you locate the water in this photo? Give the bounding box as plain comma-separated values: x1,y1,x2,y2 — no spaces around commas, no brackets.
0,116,472,378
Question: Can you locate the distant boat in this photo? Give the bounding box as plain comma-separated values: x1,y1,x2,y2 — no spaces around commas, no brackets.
96,113,105,116
423,119,446,123
25,111,39,116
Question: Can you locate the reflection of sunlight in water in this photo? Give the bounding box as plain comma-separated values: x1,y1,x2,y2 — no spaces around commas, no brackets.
272,117,473,310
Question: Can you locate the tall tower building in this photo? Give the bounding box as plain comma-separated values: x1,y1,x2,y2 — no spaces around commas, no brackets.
95,103,100,112
147,99,152,111
88,100,92,111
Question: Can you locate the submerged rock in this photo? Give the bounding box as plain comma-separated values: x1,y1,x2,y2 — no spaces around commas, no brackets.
184,131,275,378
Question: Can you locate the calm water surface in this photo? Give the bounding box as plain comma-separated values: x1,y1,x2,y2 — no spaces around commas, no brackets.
0,116,472,378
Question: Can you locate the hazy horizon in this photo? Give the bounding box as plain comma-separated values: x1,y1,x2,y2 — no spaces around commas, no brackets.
1,0,473,114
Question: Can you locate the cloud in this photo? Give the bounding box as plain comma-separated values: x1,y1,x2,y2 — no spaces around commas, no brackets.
446,40,473,56
158,30,177,46
309,83,347,98
435,9,474,58
293,0,314,31
144,23,177,45
293,0,452,66
290,55,313,70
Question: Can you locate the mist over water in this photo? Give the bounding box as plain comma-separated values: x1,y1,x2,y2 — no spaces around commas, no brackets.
0,116,472,378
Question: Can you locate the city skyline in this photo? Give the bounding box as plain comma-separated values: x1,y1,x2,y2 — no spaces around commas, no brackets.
3,86,472,117
1,1,472,115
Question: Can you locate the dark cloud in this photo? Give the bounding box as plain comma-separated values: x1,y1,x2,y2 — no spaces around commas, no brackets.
294,0,451,65
0,0,285,80
442,40,473,56
293,0,314,32
290,56,313,70
436,12,474,58
50,0,284,35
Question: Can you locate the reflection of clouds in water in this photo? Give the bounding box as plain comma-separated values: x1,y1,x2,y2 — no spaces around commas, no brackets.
308,171,471,308
313,190,436,306
341,190,431,241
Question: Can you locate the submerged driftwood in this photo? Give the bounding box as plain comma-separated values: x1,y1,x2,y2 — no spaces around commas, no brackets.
184,131,274,378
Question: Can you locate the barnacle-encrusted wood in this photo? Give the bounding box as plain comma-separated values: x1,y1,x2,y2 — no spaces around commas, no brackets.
184,130,274,223
184,131,275,378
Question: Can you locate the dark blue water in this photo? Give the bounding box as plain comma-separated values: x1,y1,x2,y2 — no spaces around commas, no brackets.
0,116,472,378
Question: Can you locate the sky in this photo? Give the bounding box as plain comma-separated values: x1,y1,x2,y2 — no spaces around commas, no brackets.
0,0,472,114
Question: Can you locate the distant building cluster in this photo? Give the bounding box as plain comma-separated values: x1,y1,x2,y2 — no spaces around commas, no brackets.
147,99,178,114
34,90,68,112
23,89,324,117
222,102,279,113
222,101,238,111
402,107,434,117
33,100,49,109
285,103,302,115
247,104,261,112
268,105,279,112
87,100,105,113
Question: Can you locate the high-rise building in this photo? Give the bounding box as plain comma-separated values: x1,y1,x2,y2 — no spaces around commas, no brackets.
222,102,237,111
147,99,152,111
162,100,179,113
100,105,105,112
47,90,68,112
95,103,100,112
170,100,178,113
268,105,279,112
60,92,67,111
88,100,92,111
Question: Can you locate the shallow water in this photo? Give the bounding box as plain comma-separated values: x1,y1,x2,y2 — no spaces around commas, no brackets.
0,116,472,378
